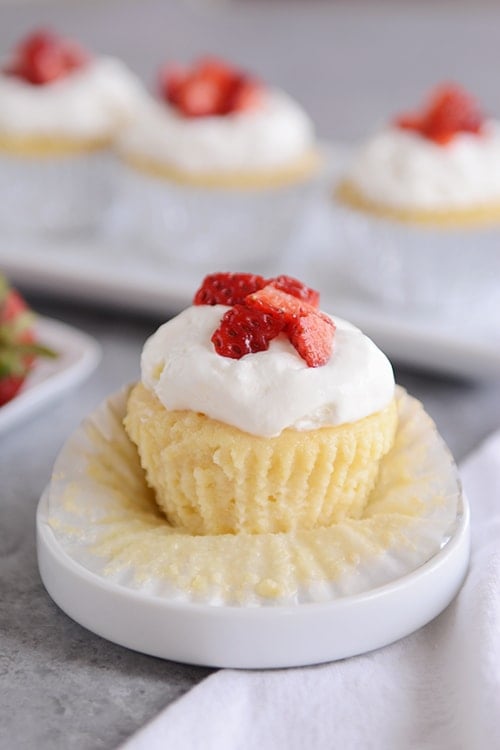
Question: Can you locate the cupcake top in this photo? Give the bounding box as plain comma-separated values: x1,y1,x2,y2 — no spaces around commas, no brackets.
118,57,316,175
342,84,500,210
141,273,395,437
0,30,145,140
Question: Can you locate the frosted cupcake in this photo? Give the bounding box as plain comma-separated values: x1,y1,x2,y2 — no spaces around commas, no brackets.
113,57,321,268
325,84,500,313
124,273,397,535
0,29,145,233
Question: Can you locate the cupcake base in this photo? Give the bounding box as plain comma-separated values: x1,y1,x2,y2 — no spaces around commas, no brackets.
125,382,398,535
336,179,500,228
105,152,322,270
0,137,115,234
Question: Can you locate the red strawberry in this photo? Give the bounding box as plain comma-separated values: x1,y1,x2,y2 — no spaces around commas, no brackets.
0,275,55,406
246,285,321,325
224,75,262,114
193,273,267,306
395,84,483,145
211,304,285,359
288,313,335,368
268,275,320,307
5,29,89,85
159,56,262,118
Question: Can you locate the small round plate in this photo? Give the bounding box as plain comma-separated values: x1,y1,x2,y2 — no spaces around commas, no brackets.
37,488,470,669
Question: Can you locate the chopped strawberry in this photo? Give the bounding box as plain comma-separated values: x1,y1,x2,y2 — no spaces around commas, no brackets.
268,275,320,307
193,273,267,306
175,74,226,118
395,84,483,145
0,375,26,405
211,304,285,359
246,285,318,325
159,56,263,118
0,275,56,407
225,76,263,114
288,313,335,368
5,29,89,85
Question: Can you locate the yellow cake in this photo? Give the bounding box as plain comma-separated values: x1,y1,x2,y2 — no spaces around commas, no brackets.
125,381,397,536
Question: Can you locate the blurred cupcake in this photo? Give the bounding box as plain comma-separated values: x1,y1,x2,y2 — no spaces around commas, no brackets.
112,57,321,269
325,84,500,314
0,29,145,233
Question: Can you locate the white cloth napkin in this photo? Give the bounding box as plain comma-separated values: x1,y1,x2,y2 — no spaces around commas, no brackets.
121,431,500,750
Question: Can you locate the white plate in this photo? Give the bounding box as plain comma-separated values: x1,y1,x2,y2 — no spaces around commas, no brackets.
0,316,101,435
2,240,499,380
37,486,470,669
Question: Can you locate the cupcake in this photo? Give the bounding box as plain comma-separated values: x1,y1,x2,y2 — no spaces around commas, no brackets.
0,29,145,233
112,57,321,268
322,84,500,314
337,84,500,226
124,272,397,535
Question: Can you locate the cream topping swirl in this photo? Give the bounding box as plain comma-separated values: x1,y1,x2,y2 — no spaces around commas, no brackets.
118,89,316,173
141,305,395,437
0,57,146,139
344,122,500,209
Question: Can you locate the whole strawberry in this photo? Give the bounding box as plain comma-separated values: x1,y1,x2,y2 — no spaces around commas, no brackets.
0,275,55,406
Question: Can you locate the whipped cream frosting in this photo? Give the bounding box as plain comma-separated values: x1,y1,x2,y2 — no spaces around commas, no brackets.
119,89,316,173
0,57,146,139
344,122,500,209
141,305,395,437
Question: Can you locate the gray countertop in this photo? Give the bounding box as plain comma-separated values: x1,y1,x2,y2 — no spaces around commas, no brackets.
1,2,500,748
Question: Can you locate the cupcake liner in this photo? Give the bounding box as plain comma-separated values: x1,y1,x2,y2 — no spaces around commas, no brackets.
47,385,460,606
124,382,397,535
310,192,500,322
105,160,321,272
0,148,116,234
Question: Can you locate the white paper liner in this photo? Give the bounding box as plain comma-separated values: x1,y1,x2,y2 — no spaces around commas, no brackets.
104,161,321,272
0,149,116,234
47,385,461,606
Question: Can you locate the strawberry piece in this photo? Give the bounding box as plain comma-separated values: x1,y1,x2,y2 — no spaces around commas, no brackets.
395,84,483,145
0,276,55,407
211,304,284,359
159,56,262,118
0,375,25,405
193,273,267,306
224,75,263,114
268,275,320,307
246,285,320,326
176,74,226,118
5,29,89,85
288,313,335,368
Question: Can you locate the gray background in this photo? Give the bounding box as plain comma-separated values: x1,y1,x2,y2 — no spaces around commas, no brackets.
1,2,500,748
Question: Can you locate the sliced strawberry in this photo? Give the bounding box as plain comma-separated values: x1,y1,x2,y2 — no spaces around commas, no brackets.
288,313,335,368
0,375,25,407
211,304,284,359
0,275,56,407
268,275,320,307
158,56,263,118
193,273,267,306
224,75,262,114
5,29,89,85
246,285,318,326
395,84,483,145
159,63,187,106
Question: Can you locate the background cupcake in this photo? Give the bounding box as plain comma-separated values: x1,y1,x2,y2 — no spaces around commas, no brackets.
0,29,145,234
314,84,500,318
111,56,322,270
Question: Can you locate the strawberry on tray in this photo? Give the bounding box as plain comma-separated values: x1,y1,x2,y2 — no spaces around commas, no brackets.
0,274,56,407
